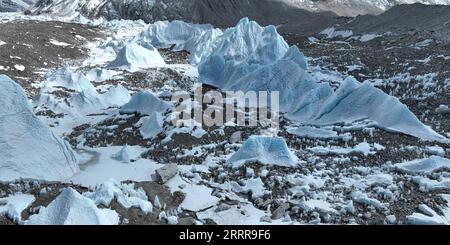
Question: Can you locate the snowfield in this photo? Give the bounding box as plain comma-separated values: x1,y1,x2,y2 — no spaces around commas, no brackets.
0,10,450,226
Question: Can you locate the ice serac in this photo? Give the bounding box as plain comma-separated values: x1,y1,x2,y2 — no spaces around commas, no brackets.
301,77,447,142
120,90,171,116
228,135,299,167
108,42,166,71
35,68,130,112
199,17,290,89
120,91,171,139
26,188,119,225
196,18,447,142
136,20,223,64
0,75,79,182
111,145,141,163
40,67,96,93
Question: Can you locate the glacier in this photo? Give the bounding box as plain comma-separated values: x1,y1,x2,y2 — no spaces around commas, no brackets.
88,16,449,142
0,75,79,182
137,17,446,143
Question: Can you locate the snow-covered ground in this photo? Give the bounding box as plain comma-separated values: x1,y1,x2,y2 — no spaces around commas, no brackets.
0,11,449,225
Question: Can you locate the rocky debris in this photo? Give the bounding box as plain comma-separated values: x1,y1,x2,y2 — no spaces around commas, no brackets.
155,164,178,184
271,203,290,220
2,7,450,226
31,0,341,35
436,105,450,114
260,215,272,223
0,20,105,94
341,4,450,41
229,131,242,144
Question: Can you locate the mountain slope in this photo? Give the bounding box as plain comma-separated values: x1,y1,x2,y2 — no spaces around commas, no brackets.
31,0,340,35
30,0,450,20
0,0,36,12
283,0,450,16
342,3,450,40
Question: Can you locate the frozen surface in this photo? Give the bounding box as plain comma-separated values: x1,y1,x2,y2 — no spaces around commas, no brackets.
412,176,450,192
199,17,290,89
138,112,164,139
71,147,162,186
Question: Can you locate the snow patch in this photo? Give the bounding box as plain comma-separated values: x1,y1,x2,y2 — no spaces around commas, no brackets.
396,156,450,175
0,193,35,223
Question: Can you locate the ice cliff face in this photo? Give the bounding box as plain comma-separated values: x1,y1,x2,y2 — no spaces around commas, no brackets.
131,17,447,143
0,75,79,181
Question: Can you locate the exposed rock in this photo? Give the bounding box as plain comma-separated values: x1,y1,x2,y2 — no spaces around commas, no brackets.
229,131,242,144
271,203,290,220
155,164,178,184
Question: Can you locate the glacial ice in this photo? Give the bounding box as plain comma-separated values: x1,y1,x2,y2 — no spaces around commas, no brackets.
108,42,166,71
199,17,290,89
191,18,446,142
35,68,131,113
26,188,119,225
0,75,79,181
111,145,142,163
40,67,96,93
135,20,223,64
407,204,449,225
68,84,131,111
95,16,443,143
137,112,164,139
120,90,171,116
228,135,299,167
